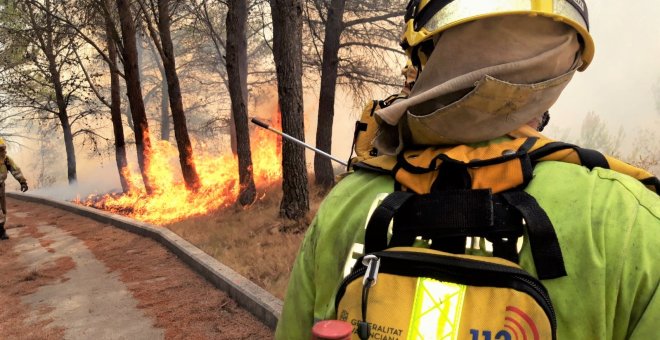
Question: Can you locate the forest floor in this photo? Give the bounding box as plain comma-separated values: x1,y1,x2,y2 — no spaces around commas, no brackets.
0,198,273,339
0,180,326,339
166,182,325,300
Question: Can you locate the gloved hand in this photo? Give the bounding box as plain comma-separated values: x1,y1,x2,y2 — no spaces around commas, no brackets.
20,182,28,192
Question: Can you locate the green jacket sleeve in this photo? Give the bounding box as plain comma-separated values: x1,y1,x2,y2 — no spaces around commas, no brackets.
523,163,660,340
628,280,659,339
275,171,394,339
614,181,659,339
274,217,318,339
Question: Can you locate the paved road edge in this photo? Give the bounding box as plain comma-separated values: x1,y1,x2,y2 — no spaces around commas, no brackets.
7,192,283,330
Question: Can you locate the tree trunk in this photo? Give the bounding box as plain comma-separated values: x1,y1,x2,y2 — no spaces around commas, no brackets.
160,77,170,141
41,19,77,184
314,0,346,189
147,38,170,141
270,0,309,220
157,0,201,191
226,0,256,206
105,7,130,193
122,91,134,131
58,113,77,184
229,113,238,155
116,0,153,193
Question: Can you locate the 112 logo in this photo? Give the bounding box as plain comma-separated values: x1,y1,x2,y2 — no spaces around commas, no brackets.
470,306,541,340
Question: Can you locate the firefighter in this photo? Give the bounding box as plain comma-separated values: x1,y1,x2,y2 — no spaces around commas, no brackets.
0,138,28,240
275,1,659,339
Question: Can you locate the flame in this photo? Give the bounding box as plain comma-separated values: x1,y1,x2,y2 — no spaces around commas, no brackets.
81,126,282,224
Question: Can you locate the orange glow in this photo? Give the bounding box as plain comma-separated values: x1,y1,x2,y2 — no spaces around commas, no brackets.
80,126,282,225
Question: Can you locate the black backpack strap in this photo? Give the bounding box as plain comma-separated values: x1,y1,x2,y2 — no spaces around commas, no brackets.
529,142,610,171
397,149,438,174
529,141,576,160
352,121,368,146
488,194,526,263
399,190,525,260
501,191,567,280
431,161,472,191
517,137,538,186
575,147,609,170
364,191,415,254
363,190,526,263
351,162,393,176
390,189,506,255
348,120,370,170
641,177,660,194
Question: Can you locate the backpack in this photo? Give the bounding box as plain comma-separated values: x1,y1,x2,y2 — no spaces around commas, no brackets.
334,188,562,340
335,124,659,340
348,94,406,168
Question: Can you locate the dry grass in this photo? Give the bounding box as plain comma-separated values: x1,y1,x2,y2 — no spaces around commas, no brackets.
165,182,326,300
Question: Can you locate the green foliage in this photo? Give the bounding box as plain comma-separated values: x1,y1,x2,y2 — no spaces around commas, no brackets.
0,1,98,121
0,1,29,70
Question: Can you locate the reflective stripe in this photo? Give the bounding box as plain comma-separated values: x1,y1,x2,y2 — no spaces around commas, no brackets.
531,0,553,12
342,193,390,277
408,278,466,339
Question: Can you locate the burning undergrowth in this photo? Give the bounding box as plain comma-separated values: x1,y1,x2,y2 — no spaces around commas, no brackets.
77,127,282,225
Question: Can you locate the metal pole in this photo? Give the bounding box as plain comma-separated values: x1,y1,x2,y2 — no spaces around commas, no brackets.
251,118,348,166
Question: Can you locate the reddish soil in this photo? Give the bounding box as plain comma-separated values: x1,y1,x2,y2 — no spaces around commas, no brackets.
0,236,66,339
0,198,274,339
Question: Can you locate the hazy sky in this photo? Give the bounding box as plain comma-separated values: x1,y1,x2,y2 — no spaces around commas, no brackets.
328,1,660,159
551,1,660,133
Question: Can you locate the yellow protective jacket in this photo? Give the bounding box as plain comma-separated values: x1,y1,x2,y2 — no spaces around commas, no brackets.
275,138,660,339
1,156,26,184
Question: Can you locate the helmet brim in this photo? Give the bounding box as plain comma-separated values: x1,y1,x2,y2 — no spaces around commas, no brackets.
403,0,594,71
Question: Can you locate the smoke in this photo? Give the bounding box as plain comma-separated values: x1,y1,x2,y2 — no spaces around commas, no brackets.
550,1,660,137
20,155,125,201
7,135,133,200
29,180,119,202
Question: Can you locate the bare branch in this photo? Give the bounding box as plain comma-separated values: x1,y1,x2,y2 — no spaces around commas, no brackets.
136,0,166,60
343,11,405,28
73,47,111,108
339,41,404,55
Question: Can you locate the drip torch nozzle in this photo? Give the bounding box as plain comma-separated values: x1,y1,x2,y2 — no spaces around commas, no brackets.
250,117,348,166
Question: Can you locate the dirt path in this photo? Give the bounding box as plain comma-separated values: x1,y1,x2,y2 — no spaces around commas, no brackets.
0,198,273,339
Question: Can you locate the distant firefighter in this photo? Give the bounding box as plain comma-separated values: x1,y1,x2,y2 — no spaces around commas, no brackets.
0,138,28,240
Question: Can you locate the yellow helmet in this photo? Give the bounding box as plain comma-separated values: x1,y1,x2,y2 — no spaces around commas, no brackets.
0,138,5,149
401,0,594,71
